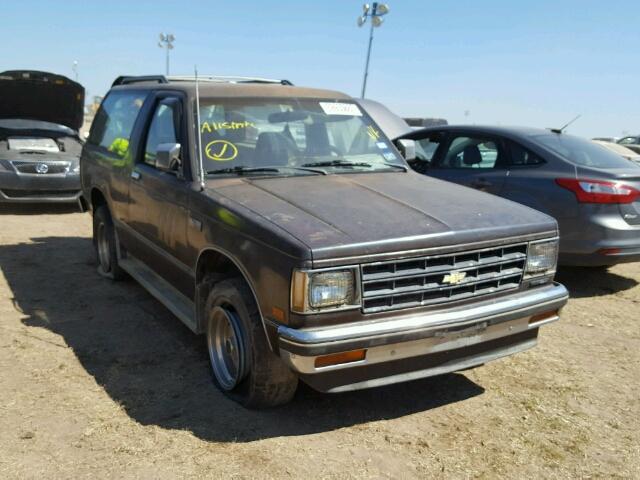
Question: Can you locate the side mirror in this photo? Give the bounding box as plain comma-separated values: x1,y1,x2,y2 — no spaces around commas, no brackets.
156,143,181,172
396,139,416,161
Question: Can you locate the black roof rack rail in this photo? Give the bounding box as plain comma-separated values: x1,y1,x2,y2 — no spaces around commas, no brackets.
167,75,293,85
111,75,293,87
112,75,168,87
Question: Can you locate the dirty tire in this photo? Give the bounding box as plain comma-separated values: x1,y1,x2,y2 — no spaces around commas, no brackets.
205,278,298,408
93,206,125,280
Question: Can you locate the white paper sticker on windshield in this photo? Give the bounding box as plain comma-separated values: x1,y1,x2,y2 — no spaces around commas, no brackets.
319,102,362,116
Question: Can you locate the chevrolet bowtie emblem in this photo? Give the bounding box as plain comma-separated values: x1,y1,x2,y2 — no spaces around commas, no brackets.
443,271,467,285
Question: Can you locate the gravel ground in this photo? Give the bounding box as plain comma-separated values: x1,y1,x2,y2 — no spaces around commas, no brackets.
0,206,638,479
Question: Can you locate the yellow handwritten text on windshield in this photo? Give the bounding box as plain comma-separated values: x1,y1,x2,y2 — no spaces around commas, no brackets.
201,121,255,133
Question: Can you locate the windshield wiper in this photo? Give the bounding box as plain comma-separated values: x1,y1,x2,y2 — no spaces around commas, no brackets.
17,150,47,155
206,166,280,175
206,165,326,176
302,159,408,172
301,159,372,168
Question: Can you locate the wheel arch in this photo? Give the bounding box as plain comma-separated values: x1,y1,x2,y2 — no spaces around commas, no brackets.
195,247,275,350
90,187,108,214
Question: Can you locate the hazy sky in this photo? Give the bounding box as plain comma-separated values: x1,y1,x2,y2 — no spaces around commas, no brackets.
3,0,638,137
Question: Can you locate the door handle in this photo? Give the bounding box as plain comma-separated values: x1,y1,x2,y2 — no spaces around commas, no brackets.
471,178,491,189
189,216,203,231
131,170,141,181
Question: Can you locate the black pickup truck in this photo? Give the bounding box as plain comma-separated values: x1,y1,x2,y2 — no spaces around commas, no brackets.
81,75,568,408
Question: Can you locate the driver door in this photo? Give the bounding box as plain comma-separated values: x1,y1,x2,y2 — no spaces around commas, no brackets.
126,94,192,296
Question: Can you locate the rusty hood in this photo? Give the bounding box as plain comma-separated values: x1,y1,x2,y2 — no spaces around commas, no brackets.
208,171,557,262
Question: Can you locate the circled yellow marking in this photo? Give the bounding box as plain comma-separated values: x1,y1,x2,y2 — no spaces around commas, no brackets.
205,140,238,162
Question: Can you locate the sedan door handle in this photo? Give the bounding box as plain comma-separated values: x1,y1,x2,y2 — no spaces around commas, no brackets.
471,178,491,188
131,170,141,181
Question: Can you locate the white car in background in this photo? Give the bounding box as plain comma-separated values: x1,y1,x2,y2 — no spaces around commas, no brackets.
592,140,640,164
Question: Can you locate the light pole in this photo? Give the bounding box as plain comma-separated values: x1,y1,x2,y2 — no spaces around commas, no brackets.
357,3,389,98
158,33,175,76
72,60,78,82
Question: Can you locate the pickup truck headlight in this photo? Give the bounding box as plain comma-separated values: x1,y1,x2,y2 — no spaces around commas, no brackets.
526,239,559,275
291,268,360,313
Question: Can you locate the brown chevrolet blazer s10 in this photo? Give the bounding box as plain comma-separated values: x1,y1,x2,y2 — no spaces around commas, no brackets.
81,75,569,408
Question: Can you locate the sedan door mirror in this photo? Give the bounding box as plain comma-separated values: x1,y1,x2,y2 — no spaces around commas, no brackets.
396,139,416,161
155,143,181,172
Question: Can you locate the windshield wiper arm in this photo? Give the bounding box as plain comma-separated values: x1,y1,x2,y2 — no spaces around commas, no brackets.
383,162,408,171
301,159,372,168
17,150,47,155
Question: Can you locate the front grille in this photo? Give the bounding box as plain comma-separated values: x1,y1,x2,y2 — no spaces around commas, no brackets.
1,189,79,198
361,243,528,313
11,161,70,174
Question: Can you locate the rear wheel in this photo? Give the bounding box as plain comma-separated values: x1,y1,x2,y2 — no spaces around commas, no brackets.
205,278,298,408
93,206,125,280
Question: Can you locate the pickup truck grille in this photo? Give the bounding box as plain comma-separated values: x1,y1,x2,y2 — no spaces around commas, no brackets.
11,161,70,174
361,243,528,313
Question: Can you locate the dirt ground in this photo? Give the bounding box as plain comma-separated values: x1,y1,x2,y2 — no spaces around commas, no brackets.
0,205,638,479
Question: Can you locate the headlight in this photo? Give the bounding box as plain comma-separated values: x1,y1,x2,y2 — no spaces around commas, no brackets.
291,268,360,313
526,239,558,275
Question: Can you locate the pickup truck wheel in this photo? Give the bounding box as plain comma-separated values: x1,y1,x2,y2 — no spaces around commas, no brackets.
205,279,298,408
93,206,125,280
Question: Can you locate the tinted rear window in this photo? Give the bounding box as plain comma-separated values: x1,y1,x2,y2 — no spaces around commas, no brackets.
533,133,638,169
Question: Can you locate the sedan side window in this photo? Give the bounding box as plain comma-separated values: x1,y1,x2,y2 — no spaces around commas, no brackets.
508,142,545,166
415,134,444,163
441,136,502,169
144,101,179,167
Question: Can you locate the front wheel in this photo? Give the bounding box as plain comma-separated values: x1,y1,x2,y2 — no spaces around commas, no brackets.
205,278,298,408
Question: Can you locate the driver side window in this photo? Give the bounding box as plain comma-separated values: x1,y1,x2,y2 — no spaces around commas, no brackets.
441,136,501,169
144,101,179,167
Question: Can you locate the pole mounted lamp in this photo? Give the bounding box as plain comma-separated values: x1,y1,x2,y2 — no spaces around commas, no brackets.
357,2,389,98
158,33,175,76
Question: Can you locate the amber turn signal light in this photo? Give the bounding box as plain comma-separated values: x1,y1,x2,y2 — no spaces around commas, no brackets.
314,349,367,368
529,309,559,325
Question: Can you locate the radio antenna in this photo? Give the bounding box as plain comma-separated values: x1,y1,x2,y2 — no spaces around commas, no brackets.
550,114,582,134
194,65,206,190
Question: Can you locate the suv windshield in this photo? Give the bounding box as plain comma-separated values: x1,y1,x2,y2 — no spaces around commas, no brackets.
198,98,404,175
534,133,639,169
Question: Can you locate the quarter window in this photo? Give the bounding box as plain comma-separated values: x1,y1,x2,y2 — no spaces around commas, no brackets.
89,91,146,159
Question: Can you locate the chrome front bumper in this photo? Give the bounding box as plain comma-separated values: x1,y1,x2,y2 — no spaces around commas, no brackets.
277,282,568,392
